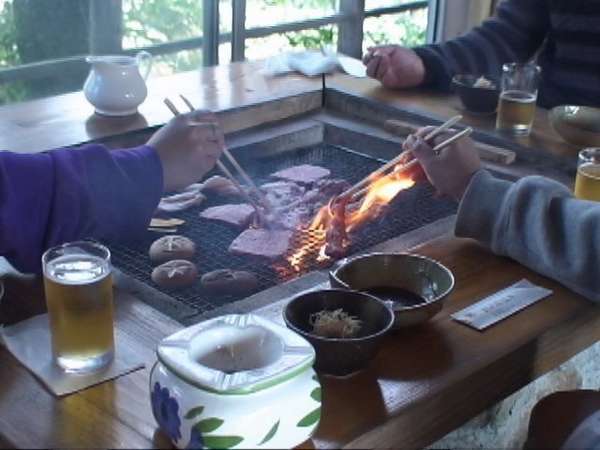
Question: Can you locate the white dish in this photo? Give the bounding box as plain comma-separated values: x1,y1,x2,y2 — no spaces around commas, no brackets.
150,314,321,449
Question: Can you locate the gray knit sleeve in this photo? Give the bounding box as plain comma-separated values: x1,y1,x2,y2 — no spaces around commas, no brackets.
455,170,600,303
414,0,550,90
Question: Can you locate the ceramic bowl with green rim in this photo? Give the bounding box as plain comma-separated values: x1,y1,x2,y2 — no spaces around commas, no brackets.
150,314,321,449
549,105,600,147
330,253,455,329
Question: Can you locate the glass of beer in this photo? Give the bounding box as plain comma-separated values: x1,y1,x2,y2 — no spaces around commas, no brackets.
496,62,541,136
42,241,114,372
574,148,600,201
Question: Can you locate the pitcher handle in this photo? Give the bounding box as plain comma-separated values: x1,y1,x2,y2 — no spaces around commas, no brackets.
136,51,153,81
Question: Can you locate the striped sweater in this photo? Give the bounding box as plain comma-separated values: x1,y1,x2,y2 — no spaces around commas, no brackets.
414,0,600,108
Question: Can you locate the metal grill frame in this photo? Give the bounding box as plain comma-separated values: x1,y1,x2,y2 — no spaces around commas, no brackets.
110,142,457,318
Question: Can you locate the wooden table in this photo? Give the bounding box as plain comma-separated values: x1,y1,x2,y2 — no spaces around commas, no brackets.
0,63,597,449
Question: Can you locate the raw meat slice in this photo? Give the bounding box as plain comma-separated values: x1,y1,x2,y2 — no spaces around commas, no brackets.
201,175,240,197
157,191,205,213
228,229,293,260
199,204,256,228
270,164,331,184
260,181,305,208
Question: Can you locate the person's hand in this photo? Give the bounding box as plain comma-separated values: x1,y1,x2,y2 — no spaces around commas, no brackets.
148,110,224,192
363,45,426,89
402,127,481,201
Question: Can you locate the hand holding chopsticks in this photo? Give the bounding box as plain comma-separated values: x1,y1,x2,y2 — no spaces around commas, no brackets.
162,96,273,217
336,115,472,203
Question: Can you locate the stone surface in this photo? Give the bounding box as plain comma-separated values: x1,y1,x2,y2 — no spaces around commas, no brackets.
428,341,600,449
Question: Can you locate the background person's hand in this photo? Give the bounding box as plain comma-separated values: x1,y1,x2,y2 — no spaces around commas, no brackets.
402,127,481,201
363,45,426,89
148,110,224,192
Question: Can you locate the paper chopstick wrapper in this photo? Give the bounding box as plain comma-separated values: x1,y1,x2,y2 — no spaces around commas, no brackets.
452,279,553,331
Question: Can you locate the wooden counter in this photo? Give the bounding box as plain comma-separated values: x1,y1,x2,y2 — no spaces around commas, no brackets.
0,60,322,154
327,73,580,158
0,62,597,449
1,234,598,449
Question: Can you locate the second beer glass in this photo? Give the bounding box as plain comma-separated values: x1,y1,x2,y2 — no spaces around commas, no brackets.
496,62,541,136
574,148,600,201
42,241,114,373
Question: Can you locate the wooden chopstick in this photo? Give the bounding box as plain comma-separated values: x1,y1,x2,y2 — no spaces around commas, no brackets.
350,127,473,202
432,127,472,153
336,115,464,202
178,94,273,212
385,119,516,165
163,98,266,217
424,115,462,141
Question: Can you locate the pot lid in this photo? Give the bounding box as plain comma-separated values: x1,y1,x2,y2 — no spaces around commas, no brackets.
157,314,315,395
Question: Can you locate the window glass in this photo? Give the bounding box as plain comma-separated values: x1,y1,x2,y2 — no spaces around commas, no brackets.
245,0,339,29
363,7,428,51
365,0,425,8
245,25,338,60
0,0,431,106
122,0,203,74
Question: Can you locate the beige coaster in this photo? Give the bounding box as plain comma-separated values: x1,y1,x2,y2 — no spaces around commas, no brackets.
0,314,144,397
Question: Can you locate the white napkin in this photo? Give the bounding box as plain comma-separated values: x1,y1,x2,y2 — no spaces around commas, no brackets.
0,314,144,397
263,50,367,78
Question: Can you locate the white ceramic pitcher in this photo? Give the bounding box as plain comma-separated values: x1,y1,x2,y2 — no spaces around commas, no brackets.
84,51,153,116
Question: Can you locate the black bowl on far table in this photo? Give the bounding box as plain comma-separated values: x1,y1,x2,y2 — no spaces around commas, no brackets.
452,74,500,115
283,289,394,377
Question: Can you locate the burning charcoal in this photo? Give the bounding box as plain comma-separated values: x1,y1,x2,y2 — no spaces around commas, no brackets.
229,229,293,260
271,164,331,185
201,269,259,296
199,204,256,228
157,191,205,213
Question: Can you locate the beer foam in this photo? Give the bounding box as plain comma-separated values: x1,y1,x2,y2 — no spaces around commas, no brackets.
45,254,110,285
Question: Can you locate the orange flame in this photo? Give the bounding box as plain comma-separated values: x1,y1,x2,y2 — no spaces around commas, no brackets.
286,167,415,271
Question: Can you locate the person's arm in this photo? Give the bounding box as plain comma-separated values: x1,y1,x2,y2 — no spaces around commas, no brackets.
0,109,224,274
456,170,600,302
414,0,550,90
364,0,550,90
0,145,163,273
405,129,600,303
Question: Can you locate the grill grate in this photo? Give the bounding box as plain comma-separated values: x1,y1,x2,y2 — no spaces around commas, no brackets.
110,144,457,316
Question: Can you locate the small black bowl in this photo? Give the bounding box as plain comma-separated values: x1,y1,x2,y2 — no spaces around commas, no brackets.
283,289,394,377
452,74,500,114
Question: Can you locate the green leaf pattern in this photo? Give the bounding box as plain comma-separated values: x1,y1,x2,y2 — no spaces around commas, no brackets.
185,406,243,449
203,435,244,449
195,417,224,433
297,407,321,428
310,387,321,402
184,406,204,420
184,376,322,447
258,419,280,446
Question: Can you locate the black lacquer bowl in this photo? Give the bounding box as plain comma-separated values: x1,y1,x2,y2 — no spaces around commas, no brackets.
283,289,394,377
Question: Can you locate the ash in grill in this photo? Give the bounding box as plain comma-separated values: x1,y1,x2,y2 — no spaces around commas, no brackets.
110,144,457,318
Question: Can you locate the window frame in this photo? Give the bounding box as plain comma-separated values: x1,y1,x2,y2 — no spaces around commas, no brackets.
0,0,438,85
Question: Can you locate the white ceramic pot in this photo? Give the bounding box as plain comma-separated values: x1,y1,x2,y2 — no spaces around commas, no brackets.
83,51,152,116
150,314,321,449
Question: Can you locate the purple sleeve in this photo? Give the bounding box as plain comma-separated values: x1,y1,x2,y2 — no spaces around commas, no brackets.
0,144,163,273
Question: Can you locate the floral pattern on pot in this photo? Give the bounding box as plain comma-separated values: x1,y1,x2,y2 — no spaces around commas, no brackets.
186,427,204,450
151,382,182,443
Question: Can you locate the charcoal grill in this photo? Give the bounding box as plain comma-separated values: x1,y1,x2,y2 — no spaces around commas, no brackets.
110,143,457,319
